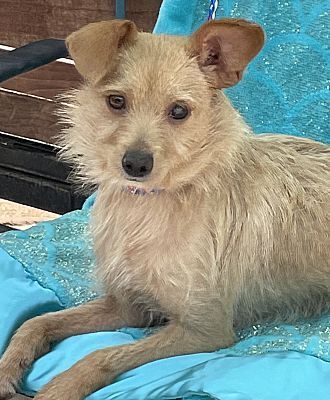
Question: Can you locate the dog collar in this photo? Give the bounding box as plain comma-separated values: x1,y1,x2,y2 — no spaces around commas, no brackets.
125,185,163,196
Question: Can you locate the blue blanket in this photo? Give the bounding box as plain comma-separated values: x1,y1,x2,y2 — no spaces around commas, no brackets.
1,1,329,398
0,198,329,399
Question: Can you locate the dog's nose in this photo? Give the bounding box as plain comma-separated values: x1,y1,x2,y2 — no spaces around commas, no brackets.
122,150,154,178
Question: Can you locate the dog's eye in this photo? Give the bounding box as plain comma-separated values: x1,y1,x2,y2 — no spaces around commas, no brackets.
169,103,189,120
108,95,126,110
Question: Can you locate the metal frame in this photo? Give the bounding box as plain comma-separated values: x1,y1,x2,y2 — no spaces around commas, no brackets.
116,0,126,19
0,132,86,214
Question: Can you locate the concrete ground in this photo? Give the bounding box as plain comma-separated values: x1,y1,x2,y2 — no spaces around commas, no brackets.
0,198,58,230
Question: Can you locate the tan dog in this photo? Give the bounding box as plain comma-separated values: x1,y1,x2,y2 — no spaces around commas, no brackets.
0,19,329,400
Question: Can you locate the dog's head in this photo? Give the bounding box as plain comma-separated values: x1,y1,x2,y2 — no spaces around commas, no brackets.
61,19,264,194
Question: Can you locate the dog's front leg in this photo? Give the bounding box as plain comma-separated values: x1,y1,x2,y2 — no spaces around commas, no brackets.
0,296,144,399
34,322,232,400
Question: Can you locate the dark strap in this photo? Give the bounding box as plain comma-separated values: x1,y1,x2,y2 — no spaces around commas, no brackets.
0,39,68,83
0,224,16,233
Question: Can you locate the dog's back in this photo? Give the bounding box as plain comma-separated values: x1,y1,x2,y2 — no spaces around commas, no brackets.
230,134,329,327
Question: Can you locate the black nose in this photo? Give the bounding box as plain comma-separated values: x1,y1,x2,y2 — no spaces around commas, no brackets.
122,150,154,178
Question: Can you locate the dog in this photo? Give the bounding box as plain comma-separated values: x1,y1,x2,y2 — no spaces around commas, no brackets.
0,18,329,400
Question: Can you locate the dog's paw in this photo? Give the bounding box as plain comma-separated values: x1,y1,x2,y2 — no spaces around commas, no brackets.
0,374,17,399
0,360,20,399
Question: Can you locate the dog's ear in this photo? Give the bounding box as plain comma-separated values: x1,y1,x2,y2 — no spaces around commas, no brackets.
66,20,138,84
190,19,264,89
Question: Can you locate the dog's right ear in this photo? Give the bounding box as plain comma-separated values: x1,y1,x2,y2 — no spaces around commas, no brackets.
66,20,138,84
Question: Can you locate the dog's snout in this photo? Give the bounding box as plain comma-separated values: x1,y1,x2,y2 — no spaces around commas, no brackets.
122,150,154,178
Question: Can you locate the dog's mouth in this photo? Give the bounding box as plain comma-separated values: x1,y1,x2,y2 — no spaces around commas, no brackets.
121,174,164,196
124,185,163,196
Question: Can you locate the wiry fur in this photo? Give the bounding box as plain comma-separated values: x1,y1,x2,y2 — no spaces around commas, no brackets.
0,19,329,400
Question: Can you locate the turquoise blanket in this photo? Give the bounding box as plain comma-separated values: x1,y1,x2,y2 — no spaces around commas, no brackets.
1,1,329,398
0,198,329,399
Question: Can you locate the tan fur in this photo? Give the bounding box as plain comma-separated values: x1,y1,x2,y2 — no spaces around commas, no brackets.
0,19,329,400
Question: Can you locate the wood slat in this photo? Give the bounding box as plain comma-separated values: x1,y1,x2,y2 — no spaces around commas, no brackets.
0,0,161,47
0,50,79,142
0,88,62,143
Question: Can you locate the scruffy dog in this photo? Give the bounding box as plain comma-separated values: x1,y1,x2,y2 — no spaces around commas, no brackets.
0,19,329,400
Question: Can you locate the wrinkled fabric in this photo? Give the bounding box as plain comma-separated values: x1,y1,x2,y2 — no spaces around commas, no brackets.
0,204,329,399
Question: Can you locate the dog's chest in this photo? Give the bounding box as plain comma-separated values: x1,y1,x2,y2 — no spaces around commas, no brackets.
92,193,215,309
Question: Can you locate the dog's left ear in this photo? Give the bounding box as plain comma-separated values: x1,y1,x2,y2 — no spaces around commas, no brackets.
190,19,264,88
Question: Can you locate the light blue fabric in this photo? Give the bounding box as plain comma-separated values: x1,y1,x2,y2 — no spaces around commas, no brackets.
0,238,329,400
155,0,330,144
0,247,62,356
1,205,329,399
22,343,330,400
0,199,98,308
154,0,201,35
